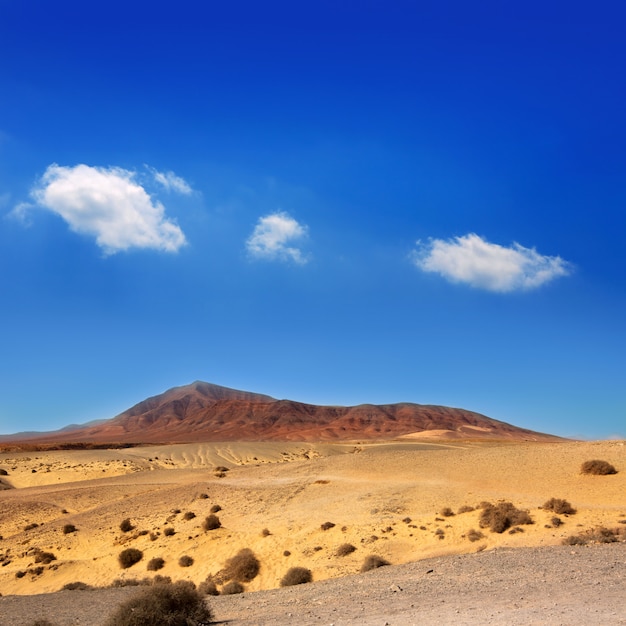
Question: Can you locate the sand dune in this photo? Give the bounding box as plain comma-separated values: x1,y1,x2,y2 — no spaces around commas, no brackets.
0,439,624,601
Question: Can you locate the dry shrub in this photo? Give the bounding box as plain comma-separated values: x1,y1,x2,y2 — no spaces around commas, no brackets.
283,550,291,557
320,521,335,531
198,578,219,596
209,504,222,513
221,581,244,595
335,543,356,557
542,498,576,515
62,581,91,590
103,581,212,626
34,550,56,565
0,469,8,476
440,507,455,517
178,555,194,567
147,557,165,571
581,460,617,475
457,505,475,514
551,517,563,527
24,523,39,531
203,514,221,531
467,529,485,542
261,528,271,537
62,524,77,534
223,548,260,582
280,566,312,587
479,501,533,533
163,527,176,537
118,548,143,569
120,518,134,533
183,511,196,521
562,526,622,546
360,555,390,572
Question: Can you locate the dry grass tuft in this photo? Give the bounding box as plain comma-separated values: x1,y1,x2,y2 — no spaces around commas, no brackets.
360,555,390,572
479,501,533,533
280,566,313,586
542,498,576,515
335,543,357,557
580,460,617,475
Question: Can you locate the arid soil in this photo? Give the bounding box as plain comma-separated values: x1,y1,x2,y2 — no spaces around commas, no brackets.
0,439,624,624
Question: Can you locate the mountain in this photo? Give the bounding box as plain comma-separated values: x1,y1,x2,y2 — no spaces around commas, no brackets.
0,381,562,445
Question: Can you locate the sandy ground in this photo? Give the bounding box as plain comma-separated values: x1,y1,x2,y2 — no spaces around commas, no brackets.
0,439,624,622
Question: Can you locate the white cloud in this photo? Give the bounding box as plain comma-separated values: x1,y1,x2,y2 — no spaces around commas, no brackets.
27,164,186,254
246,211,309,264
412,233,571,292
146,166,193,195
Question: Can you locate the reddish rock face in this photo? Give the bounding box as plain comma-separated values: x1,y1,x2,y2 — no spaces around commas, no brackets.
2,381,562,445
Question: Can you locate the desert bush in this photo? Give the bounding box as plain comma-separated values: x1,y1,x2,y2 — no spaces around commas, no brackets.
280,566,312,587
440,507,455,517
110,578,150,588
163,527,176,537
62,581,91,590
198,578,219,596
221,581,244,595
147,557,165,571
24,523,39,531
458,505,475,514
62,524,77,534
467,529,485,542
551,517,563,527
179,555,194,567
581,460,617,475
479,501,533,533
261,528,271,537
103,581,212,626
15,570,26,579
434,528,445,539
0,468,8,475
335,543,356,557
223,548,260,582
34,551,56,565
120,518,134,533
360,555,390,572
152,575,172,585
563,534,587,546
402,517,412,524
198,493,209,499
283,550,291,557
203,514,221,531
542,498,576,515
320,521,335,531
183,511,196,521
209,504,222,513
118,548,143,569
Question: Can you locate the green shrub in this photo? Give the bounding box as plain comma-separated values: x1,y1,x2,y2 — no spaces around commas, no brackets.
103,581,212,626
118,548,143,569
280,566,312,587
581,460,617,475
221,581,244,595
542,498,576,515
147,557,165,571
360,555,390,572
479,501,533,533
203,514,221,531
223,548,260,582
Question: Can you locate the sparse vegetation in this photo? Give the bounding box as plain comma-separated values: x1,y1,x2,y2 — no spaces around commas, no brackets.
62,524,77,534
542,498,576,515
280,566,313,587
360,555,390,572
563,526,623,546
221,581,244,595
62,581,91,590
479,501,533,533
581,460,617,475
34,550,56,564
120,518,134,533
203,514,221,531
335,543,356,557
261,528,271,537
223,548,260,582
321,521,335,531
103,581,213,626
147,557,165,571
440,507,455,517
467,529,485,542
458,505,475,514
198,578,219,596
178,555,194,567
551,517,563,527
24,523,39,531
118,548,143,569
183,511,196,521
163,527,176,537
209,504,222,513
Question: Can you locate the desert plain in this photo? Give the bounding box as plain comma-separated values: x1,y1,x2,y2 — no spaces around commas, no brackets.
0,438,625,624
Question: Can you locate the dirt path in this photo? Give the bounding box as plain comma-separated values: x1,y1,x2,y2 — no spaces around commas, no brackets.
1,543,624,625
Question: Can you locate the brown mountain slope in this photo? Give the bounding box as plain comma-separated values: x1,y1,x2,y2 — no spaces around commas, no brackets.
2,381,562,445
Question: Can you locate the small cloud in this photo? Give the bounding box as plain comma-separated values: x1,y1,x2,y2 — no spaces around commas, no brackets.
9,201,34,225
412,233,571,292
25,164,186,254
146,166,193,195
246,211,309,264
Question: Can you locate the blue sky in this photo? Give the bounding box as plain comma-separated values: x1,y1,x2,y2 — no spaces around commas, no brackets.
1,1,624,439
